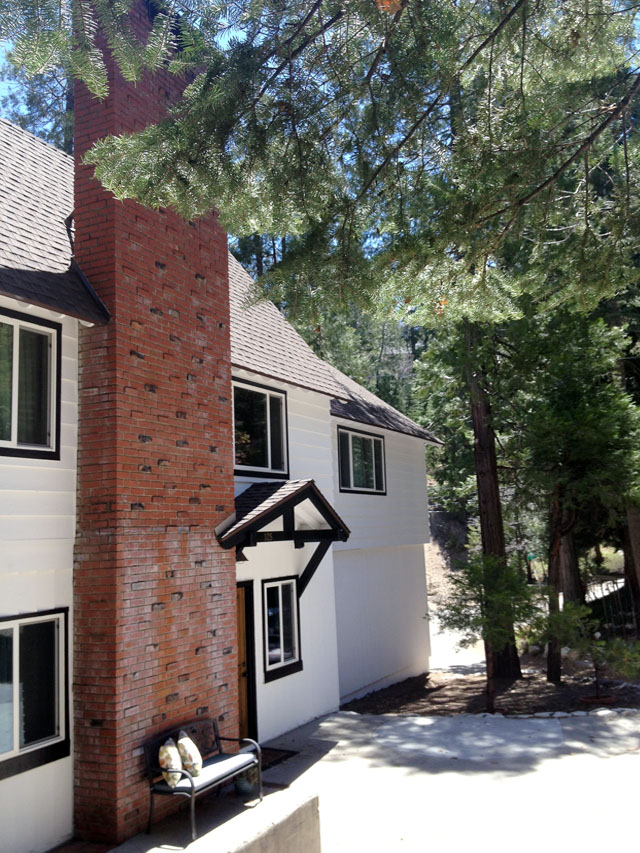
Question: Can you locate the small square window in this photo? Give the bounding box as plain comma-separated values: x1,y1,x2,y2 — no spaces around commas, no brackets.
0,309,60,458
262,578,302,682
338,427,385,494
233,381,288,476
0,609,69,780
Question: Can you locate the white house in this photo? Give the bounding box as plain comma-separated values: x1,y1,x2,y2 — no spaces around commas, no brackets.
0,111,438,851
222,256,437,741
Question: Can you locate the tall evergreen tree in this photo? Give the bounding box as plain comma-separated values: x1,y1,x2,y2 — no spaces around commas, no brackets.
0,58,73,152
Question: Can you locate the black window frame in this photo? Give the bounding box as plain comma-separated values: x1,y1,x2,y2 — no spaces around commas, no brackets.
0,607,70,781
233,378,289,479
337,425,386,495
0,307,61,460
261,576,303,683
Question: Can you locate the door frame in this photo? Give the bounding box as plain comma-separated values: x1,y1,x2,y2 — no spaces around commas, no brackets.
237,581,258,741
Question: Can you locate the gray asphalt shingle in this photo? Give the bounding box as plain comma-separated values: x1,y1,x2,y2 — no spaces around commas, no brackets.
0,119,108,323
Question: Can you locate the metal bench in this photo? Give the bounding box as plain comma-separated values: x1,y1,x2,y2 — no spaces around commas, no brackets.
143,718,262,841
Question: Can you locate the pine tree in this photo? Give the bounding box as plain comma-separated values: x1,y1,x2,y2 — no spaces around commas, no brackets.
0,58,73,153
3,0,640,313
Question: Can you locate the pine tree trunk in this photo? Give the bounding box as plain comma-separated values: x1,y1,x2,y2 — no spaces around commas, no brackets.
464,323,521,680
546,487,575,683
623,505,640,637
546,539,562,684
559,530,584,603
484,638,496,713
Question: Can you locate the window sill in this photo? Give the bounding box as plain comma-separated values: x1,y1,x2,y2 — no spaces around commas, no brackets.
338,487,387,496
0,446,59,460
0,737,70,781
264,659,303,683
234,468,289,480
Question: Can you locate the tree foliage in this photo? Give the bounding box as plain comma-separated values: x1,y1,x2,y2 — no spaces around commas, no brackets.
0,57,74,152
3,0,640,315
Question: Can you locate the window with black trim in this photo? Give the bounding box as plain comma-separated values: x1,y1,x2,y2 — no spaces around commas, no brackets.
233,380,288,477
262,578,302,682
0,308,60,458
0,609,69,780
338,427,386,494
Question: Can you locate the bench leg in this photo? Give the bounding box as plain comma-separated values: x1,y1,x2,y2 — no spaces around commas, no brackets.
190,793,197,842
258,762,263,802
147,791,154,834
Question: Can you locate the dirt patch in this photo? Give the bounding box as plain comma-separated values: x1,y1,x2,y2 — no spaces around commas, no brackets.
341,660,640,717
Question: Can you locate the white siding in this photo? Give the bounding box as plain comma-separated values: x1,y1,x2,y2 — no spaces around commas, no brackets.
334,544,431,701
332,422,429,552
0,296,77,852
236,540,340,742
0,756,74,853
232,368,431,731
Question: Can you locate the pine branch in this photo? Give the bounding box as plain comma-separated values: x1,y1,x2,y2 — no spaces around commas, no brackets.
353,0,528,205
484,71,640,240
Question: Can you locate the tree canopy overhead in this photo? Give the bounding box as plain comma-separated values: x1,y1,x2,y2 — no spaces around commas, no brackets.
3,0,640,316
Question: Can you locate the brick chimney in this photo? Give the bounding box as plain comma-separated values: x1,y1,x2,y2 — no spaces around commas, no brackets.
73,2,238,842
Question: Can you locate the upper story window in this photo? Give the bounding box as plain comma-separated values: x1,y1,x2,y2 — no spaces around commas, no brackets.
0,308,60,459
0,609,69,780
338,426,386,494
233,380,288,477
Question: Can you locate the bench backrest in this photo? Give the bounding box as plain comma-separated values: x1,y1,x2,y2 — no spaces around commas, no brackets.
143,718,223,780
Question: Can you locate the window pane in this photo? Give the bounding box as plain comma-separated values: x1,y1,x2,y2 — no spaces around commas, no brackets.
374,440,384,491
0,628,13,754
266,587,281,666
269,395,284,471
281,583,296,662
352,435,374,489
19,621,58,747
338,431,351,489
18,329,50,446
0,322,12,441
234,386,268,468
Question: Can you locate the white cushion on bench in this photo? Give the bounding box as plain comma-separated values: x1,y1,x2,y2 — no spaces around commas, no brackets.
154,751,256,793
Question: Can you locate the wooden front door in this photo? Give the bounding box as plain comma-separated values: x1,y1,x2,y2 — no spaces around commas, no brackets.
236,583,256,739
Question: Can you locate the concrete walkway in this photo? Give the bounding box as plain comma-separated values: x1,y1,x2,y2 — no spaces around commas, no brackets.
112,706,640,853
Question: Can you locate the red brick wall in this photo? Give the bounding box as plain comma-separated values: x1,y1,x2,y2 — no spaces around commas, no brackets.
73,3,238,842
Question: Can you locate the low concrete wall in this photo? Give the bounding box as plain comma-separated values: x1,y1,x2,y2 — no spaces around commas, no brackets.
237,796,321,853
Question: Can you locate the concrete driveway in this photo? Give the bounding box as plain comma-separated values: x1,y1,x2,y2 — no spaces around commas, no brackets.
265,708,640,852
114,706,640,853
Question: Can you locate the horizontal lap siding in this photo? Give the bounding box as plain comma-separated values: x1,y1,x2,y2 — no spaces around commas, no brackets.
232,372,431,727
330,419,430,701
0,296,77,852
332,425,429,551
334,544,430,702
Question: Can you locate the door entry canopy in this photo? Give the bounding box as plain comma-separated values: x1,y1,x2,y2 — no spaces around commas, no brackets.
216,479,350,595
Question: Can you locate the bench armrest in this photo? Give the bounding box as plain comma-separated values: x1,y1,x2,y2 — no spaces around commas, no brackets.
149,766,196,790
219,736,261,758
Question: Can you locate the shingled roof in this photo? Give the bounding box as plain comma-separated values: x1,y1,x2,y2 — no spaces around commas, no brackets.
229,255,440,443
0,119,108,324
